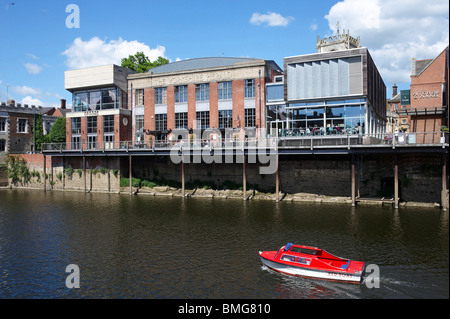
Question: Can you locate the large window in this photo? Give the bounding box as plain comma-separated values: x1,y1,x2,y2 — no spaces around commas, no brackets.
196,111,210,129
87,117,97,134
245,79,255,98
103,115,114,133
175,85,188,103
73,87,125,112
0,117,7,132
17,119,28,133
0,139,5,152
155,113,167,131
196,83,209,101
135,115,144,142
71,117,81,134
218,81,232,100
245,109,255,128
135,89,144,106
218,110,233,129
175,112,188,129
155,87,167,104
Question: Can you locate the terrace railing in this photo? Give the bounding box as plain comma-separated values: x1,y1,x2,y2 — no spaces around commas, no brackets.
42,132,449,153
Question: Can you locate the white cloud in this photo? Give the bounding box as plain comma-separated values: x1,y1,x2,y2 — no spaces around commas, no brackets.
62,37,168,69
325,0,449,87
21,96,44,106
13,85,42,97
309,23,318,31
24,63,43,74
250,11,294,27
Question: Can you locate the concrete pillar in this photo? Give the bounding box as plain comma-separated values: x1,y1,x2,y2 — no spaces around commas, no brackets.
243,154,246,200
83,155,86,193
276,154,280,202
394,154,399,209
50,156,53,190
182,159,185,197
129,155,132,195
442,153,448,211
352,154,356,207
43,155,46,192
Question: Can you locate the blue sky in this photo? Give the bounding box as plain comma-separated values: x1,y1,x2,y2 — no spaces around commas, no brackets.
0,0,448,108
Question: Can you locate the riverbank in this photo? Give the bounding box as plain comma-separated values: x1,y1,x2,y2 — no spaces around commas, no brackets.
1,184,440,208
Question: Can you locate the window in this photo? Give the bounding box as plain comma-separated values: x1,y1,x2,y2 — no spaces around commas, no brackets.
218,110,233,128
218,81,232,100
102,89,116,110
135,115,144,132
103,115,114,133
196,83,209,101
87,117,97,134
73,92,88,112
71,118,81,135
87,135,97,149
245,109,255,128
196,111,210,129
17,119,28,133
104,134,114,149
89,91,101,110
0,139,5,152
0,117,7,132
175,85,188,103
155,87,167,104
175,112,188,129
71,136,80,150
155,113,167,131
245,79,255,98
135,89,144,106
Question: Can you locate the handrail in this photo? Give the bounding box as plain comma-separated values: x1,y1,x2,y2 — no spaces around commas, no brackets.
41,132,449,152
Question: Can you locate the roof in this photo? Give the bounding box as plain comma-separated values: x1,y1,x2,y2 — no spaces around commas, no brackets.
147,57,280,74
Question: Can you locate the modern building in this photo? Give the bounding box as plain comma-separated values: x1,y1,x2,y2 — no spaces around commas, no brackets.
127,57,282,144
272,29,386,139
398,46,449,143
64,64,135,150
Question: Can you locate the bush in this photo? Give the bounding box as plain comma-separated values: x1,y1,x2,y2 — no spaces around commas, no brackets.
120,177,142,188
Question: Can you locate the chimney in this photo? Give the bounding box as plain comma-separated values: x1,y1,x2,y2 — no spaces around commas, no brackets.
7,99,15,107
60,99,66,109
392,84,398,97
411,58,416,76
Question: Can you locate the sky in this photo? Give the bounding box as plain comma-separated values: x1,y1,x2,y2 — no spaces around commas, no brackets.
0,0,448,109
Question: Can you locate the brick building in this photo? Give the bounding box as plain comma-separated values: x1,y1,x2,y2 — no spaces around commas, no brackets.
127,57,282,143
398,46,449,143
0,100,66,155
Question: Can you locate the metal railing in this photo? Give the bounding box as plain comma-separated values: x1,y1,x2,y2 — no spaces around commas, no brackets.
41,132,448,153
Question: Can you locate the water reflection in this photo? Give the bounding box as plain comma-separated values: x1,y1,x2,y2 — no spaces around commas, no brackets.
0,189,448,299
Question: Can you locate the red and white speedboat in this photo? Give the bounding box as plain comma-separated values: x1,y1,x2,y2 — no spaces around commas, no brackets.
259,243,365,284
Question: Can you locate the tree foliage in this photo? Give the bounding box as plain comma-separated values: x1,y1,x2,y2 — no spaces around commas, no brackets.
121,52,169,73
48,117,66,144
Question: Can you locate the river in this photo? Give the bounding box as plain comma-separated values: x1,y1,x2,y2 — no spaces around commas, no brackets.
0,189,448,299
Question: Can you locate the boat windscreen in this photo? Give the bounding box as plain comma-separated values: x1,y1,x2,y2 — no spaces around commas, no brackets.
289,247,319,255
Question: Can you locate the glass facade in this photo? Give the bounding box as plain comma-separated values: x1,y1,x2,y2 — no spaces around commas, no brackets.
73,86,127,112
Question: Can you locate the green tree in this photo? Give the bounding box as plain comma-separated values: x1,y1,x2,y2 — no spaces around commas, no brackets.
48,117,66,144
121,52,169,73
33,113,47,152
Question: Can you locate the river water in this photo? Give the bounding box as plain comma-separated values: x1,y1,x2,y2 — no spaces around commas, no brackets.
0,189,448,299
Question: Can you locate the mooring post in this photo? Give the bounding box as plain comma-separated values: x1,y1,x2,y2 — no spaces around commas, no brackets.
351,154,356,207
129,154,132,195
62,156,65,190
276,154,280,202
243,154,246,200
394,154,399,209
83,155,86,193
43,155,46,192
182,159,185,198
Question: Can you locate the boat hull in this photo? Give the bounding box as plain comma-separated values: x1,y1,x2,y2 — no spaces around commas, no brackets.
260,254,363,284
